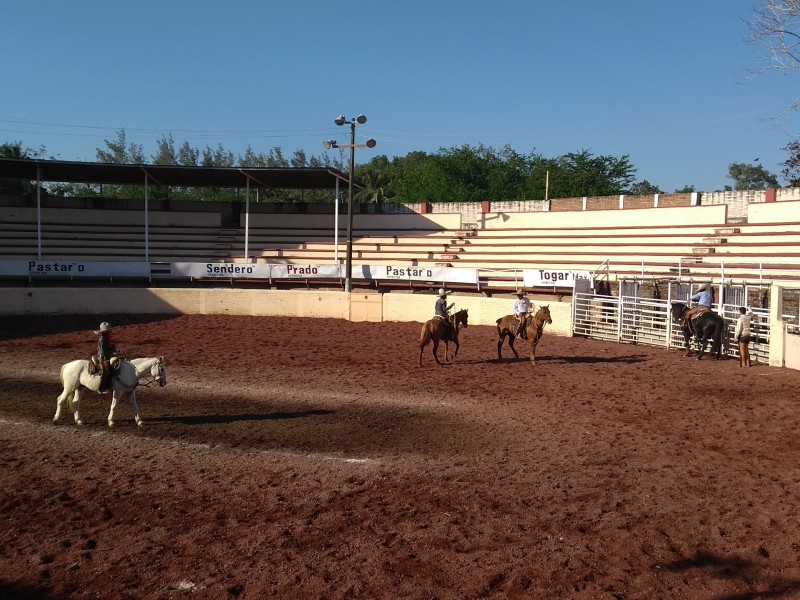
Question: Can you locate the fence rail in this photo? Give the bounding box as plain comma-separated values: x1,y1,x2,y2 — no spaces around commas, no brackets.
573,293,771,364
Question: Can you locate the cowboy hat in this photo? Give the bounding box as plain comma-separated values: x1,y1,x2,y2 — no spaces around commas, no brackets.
515,288,525,295
94,322,113,335
438,288,451,297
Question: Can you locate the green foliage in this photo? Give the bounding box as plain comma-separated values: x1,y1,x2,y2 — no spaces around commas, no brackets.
627,180,663,195
2,132,691,204
727,162,778,190
782,140,800,186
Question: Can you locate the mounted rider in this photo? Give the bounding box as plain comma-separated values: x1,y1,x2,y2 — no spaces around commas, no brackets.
513,288,532,340
434,288,456,340
682,283,714,330
92,321,120,393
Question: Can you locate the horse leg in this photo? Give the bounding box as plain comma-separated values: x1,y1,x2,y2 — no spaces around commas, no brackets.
451,338,460,360
108,389,119,427
432,339,443,366
508,335,520,359
72,387,84,426
697,335,708,360
682,329,692,357
530,339,539,366
128,390,143,427
54,387,72,424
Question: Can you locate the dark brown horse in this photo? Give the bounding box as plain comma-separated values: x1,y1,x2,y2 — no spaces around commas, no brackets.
418,309,469,367
496,305,552,365
670,302,726,360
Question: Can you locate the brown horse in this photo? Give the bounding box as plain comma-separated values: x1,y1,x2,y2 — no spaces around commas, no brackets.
418,309,469,367
496,305,552,365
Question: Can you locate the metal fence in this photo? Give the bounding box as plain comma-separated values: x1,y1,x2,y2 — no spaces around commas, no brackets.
573,292,771,364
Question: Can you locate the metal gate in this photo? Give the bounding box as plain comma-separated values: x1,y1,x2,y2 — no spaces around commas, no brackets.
573,292,771,363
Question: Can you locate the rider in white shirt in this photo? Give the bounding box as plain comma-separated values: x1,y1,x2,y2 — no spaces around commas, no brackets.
513,289,532,339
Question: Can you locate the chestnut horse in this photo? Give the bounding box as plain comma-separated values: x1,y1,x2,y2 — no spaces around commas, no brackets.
496,305,552,365
418,309,469,366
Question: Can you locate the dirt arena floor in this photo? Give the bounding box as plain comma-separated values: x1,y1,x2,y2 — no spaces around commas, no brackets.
1,313,800,600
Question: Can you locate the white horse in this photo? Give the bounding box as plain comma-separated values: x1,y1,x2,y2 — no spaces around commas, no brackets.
54,356,167,427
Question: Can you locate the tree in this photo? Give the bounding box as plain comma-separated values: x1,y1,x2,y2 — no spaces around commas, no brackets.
627,180,662,195
355,155,395,203
674,185,696,193
747,0,800,120
548,150,636,198
96,129,144,164
152,134,177,165
727,162,779,190
782,139,800,185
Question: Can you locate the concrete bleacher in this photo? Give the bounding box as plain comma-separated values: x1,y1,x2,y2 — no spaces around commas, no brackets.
4,199,800,290
0,206,234,263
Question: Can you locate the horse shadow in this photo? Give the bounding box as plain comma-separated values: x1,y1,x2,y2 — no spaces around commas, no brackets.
484,354,649,365
147,409,333,425
663,550,800,598
546,354,649,365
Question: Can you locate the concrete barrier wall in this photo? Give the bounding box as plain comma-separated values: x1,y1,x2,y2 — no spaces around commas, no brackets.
382,292,573,335
478,204,727,229
0,288,350,319
0,287,572,335
748,199,800,224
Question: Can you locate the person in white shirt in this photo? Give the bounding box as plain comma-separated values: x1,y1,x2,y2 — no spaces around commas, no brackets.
513,289,532,339
734,306,752,367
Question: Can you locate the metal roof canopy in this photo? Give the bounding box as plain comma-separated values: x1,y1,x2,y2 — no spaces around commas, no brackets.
1,158,353,265
0,158,350,189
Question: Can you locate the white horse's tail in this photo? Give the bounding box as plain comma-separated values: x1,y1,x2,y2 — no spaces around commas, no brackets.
59,363,75,411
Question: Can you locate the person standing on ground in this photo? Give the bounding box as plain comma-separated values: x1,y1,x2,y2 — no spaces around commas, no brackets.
734,306,752,367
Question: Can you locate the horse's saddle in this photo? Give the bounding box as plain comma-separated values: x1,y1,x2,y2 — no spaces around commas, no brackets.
88,356,121,376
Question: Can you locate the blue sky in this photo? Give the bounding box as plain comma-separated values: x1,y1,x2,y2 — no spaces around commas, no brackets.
2,1,798,193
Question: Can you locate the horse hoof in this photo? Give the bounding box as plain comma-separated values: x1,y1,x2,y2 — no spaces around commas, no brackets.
76,420,83,426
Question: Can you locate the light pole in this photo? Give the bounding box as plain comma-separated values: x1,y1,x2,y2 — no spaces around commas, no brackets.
323,114,376,293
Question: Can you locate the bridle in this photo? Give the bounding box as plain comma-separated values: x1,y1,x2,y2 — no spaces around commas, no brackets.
140,360,166,388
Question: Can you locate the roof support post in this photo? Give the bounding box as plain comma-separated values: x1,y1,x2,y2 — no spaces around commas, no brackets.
334,177,340,265
36,164,42,260
144,172,150,262
245,177,250,262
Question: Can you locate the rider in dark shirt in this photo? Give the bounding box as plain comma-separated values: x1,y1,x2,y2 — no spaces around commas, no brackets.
434,288,455,339
93,322,119,393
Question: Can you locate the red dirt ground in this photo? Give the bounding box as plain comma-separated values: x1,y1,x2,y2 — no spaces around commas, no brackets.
1,313,800,600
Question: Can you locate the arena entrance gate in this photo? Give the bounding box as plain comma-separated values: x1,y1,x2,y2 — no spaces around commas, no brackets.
572,282,772,363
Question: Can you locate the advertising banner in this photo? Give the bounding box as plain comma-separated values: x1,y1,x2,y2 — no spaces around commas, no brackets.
524,269,591,288
373,265,478,285
270,264,342,278
0,260,151,278
171,262,271,279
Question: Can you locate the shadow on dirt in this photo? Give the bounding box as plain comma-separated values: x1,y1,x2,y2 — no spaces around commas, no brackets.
663,551,800,599
481,354,649,365
0,314,181,341
147,409,334,425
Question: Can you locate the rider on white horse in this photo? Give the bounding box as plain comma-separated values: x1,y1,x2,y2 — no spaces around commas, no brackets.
92,321,119,393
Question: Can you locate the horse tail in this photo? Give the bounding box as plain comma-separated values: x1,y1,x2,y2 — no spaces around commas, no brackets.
59,363,74,411
419,322,431,347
